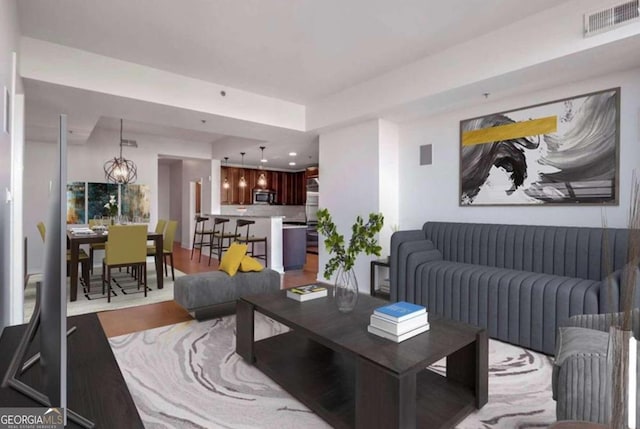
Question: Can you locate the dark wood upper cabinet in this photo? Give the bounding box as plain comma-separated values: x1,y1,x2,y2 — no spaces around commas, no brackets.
306,166,319,179
220,166,310,205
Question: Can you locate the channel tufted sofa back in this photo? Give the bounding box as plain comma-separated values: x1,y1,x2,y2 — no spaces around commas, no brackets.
390,222,634,354
422,222,630,281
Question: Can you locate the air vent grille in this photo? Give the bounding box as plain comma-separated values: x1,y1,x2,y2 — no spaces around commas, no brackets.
584,0,639,36
120,139,138,148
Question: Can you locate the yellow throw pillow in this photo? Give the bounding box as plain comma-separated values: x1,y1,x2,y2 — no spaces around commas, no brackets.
239,255,264,272
219,243,247,276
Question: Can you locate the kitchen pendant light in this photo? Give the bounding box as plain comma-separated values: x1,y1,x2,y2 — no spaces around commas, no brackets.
222,157,230,189
239,152,247,188
257,146,267,188
104,119,137,184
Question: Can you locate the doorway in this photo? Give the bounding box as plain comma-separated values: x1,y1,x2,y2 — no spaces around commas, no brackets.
195,180,202,215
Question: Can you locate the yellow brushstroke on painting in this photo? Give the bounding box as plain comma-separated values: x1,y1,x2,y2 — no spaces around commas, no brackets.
462,116,557,146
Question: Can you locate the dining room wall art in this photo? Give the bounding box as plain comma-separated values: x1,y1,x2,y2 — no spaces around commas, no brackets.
459,87,620,206
68,182,151,223
121,184,151,221
66,182,86,224
87,182,120,221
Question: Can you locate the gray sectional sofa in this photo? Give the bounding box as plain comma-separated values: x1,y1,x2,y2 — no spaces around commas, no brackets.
390,222,633,355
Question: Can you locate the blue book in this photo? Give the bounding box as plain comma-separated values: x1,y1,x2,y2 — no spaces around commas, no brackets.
374,301,426,322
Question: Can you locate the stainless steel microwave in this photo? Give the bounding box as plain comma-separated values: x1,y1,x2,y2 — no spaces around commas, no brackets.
252,189,276,204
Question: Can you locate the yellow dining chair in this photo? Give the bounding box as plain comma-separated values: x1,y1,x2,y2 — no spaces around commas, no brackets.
102,224,148,303
146,219,167,255
148,220,178,280
88,219,106,274
37,221,91,292
162,220,178,280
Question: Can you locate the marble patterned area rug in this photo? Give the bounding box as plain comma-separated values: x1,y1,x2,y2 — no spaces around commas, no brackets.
110,315,557,429
24,262,184,322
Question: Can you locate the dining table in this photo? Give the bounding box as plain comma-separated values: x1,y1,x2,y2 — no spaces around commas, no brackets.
66,230,164,302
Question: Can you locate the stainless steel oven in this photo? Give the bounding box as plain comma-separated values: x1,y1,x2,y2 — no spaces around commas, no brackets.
252,189,276,204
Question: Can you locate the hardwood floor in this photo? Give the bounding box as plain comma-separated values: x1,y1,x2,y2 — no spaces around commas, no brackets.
98,242,319,337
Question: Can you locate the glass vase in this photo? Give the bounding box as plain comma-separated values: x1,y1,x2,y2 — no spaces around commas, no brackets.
334,266,359,313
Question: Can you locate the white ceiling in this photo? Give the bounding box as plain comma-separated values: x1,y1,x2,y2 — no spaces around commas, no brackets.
17,0,570,103
25,0,628,172
23,79,319,169
94,116,226,145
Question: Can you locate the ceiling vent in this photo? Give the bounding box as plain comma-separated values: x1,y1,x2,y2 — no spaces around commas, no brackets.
584,0,640,36
120,138,138,148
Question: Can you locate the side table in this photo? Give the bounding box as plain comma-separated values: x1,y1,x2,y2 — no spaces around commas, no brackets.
370,258,390,299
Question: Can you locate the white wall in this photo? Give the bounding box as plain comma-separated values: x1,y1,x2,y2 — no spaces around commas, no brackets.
21,37,306,131
378,119,399,257
24,129,212,271
307,0,640,130
398,68,640,230
158,163,171,223
0,0,20,329
181,159,212,247
319,120,380,291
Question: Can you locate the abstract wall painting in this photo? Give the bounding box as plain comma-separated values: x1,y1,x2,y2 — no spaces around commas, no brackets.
87,182,119,220
66,182,86,224
121,184,151,221
460,88,619,206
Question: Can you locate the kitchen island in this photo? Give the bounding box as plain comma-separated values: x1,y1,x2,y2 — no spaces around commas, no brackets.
282,224,307,270
204,214,284,273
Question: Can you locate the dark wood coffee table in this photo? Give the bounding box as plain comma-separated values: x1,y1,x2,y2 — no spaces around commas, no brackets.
236,289,487,429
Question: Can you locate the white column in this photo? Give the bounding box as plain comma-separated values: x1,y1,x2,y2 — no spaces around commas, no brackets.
9,89,24,325
210,158,221,214
268,216,284,274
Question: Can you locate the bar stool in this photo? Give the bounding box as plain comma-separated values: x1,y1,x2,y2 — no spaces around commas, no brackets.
209,217,239,266
234,219,268,267
191,216,214,262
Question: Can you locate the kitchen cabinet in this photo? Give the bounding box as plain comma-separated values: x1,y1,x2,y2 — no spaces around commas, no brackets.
220,166,308,205
220,166,251,205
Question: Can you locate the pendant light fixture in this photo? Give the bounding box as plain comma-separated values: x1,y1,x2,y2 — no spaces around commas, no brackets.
104,119,137,184
222,157,230,189
257,146,267,188
238,152,247,188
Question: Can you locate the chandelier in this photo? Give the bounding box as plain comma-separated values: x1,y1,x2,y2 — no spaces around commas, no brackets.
104,119,137,184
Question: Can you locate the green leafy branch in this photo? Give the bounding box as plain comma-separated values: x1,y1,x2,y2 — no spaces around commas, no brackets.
316,208,384,279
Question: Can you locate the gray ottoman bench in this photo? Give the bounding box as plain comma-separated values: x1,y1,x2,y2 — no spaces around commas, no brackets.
174,269,281,320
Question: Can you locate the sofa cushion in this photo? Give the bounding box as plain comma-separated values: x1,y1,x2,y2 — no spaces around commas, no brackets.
239,255,264,272
219,243,247,276
416,260,601,354
174,269,280,311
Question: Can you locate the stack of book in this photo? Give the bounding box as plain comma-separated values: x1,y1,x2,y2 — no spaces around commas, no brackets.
286,285,328,302
367,301,429,342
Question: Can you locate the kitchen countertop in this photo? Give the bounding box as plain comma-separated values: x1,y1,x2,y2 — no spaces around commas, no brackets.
204,213,285,219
